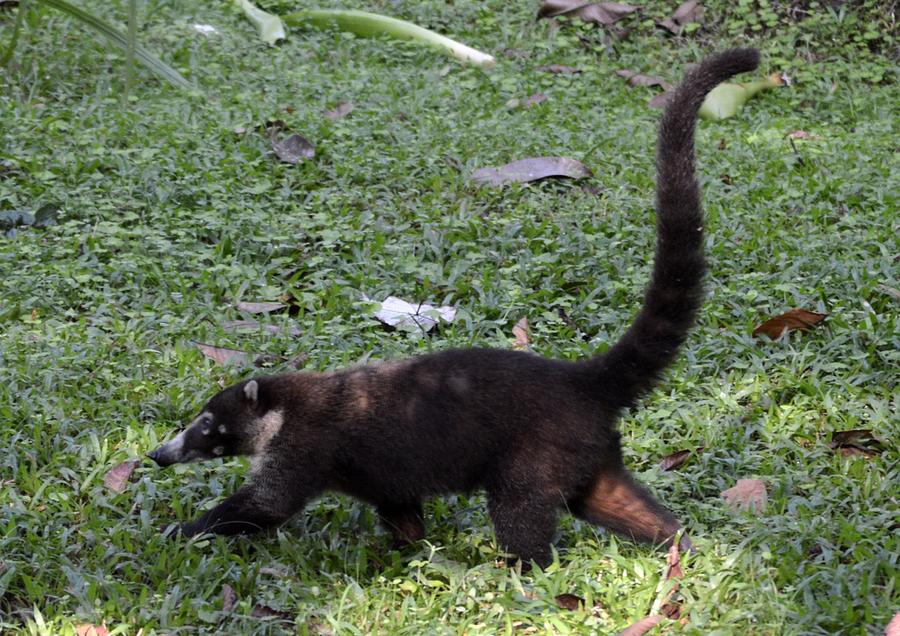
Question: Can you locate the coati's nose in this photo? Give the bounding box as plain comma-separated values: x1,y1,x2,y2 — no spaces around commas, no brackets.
146,449,162,465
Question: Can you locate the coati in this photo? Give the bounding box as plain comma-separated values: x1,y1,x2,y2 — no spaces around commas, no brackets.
148,49,761,568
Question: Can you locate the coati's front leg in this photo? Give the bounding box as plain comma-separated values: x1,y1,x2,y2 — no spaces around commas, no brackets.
377,502,425,547
570,467,691,551
180,481,310,537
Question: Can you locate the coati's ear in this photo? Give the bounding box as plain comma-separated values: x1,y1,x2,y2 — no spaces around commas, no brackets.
243,380,259,404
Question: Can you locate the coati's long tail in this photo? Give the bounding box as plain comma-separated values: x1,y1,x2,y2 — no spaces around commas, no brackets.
590,49,760,410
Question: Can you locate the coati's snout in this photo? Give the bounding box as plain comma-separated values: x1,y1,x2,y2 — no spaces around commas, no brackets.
148,380,264,467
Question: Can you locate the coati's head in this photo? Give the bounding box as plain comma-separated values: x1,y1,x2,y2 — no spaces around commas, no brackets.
147,379,282,467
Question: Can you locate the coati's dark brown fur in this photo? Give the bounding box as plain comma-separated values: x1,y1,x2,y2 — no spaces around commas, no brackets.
149,49,761,567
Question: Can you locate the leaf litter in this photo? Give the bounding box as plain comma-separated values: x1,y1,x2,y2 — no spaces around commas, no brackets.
103,459,140,493
616,70,673,91
657,0,703,34
473,157,592,186
536,1,639,26
828,429,884,458
721,478,767,512
753,308,826,339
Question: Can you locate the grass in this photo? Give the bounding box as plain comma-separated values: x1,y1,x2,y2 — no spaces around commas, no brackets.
1,0,897,633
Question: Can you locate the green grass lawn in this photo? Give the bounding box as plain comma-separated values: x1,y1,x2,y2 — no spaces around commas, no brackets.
1,0,897,633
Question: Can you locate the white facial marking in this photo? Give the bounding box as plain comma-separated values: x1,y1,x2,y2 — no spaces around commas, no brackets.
253,410,284,456
161,429,186,454
212,446,224,456
218,424,227,434
244,380,259,403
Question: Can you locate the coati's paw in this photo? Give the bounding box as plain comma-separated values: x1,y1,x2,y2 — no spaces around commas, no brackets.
159,523,182,539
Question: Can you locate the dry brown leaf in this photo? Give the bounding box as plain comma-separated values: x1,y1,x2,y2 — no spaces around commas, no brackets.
616,615,665,636
536,64,582,74
75,625,109,636
616,70,673,91
554,593,585,610
222,584,237,613
103,460,139,494
721,478,767,512
537,1,639,25
658,0,703,34
523,92,548,107
251,604,294,621
659,446,703,471
196,342,251,365
473,157,592,186
648,91,672,108
235,301,286,314
512,317,532,349
271,134,315,164
752,308,827,339
885,612,900,636
323,101,354,120
665,542,683,580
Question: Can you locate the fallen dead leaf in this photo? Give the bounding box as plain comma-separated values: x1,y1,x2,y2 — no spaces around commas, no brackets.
196,342,251,365
251,604,293,621
75,625,109,636
721,478,767,513
665,542,683,580
364,295,456,332
195,343,305,368
537,1,639,25
536,64,582,74
752,308,827,339
473,157,592,186
829,429,884,458
648,91,672,108
554,593,585,610
658,0,703,34
616,70,673,91
885,612,900,636
512,317,531,349
271,133,315,164
222,584,237,613
103,460,140,494
659,446,704,471
616,615,665,636
323,101,354,120
235,301,287,314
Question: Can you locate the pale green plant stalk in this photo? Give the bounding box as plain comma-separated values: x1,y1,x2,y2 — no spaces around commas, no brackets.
233,0,494,66
255,5,494,67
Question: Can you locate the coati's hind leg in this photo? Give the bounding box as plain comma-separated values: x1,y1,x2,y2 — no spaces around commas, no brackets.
570,468,691,550
377,502,425,546
487,489,558,569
